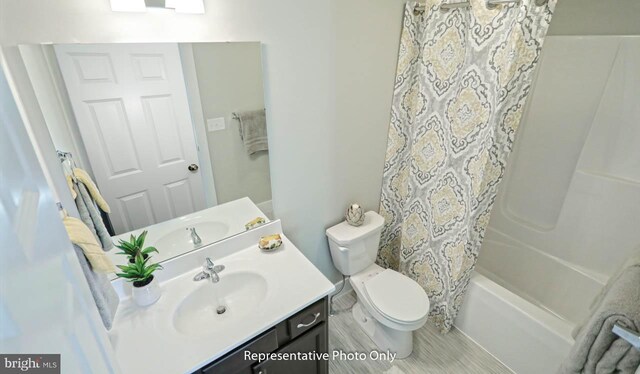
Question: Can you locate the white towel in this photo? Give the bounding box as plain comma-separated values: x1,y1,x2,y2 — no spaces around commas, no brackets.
560,251,640,373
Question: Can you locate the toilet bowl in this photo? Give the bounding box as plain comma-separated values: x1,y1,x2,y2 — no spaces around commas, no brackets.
326,211,430,358
350,264,429,358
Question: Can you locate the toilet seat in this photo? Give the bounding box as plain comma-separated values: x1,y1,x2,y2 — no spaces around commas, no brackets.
362,269,430,325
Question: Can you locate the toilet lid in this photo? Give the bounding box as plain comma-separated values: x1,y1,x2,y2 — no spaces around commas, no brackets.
363,269,429,323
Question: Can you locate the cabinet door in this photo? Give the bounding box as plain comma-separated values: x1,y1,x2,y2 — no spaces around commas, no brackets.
253,323,328,374
201,329,278,374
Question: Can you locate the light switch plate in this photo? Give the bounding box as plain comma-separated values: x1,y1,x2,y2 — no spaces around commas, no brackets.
207,117,226,132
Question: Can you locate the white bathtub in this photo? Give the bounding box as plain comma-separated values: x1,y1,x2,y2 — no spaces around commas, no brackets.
455,272,575,374
452,35,640,374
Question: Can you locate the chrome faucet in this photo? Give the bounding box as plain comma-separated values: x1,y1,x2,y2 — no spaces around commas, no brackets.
187,227,202,246
193,258,225,283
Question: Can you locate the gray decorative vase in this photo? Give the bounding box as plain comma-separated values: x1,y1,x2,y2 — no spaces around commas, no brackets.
345,203,365,226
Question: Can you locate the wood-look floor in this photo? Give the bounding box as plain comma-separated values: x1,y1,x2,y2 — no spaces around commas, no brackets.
328,291,512,374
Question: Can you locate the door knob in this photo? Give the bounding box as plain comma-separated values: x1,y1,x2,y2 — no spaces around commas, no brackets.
188,164,199,172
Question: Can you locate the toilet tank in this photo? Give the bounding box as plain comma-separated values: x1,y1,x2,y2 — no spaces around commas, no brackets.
326,211,385,275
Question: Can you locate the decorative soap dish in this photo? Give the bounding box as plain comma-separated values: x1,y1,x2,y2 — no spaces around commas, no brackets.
259,234,283,252
245,216,267,231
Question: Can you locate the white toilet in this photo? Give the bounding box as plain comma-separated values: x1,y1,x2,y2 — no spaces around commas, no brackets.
326,211,430,358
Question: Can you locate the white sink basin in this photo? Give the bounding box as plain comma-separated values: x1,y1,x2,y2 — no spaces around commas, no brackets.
153,221,230,254
172,271,268,336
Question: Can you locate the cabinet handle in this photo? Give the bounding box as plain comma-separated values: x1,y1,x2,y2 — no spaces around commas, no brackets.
296,312,320,329
257,370,267,374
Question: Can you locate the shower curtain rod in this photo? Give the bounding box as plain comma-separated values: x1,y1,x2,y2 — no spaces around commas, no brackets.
414,0,548,11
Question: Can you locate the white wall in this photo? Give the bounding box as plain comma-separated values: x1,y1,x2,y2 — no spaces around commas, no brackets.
0,0,406,282
190,42,271,206
548,0,640,36
18,45,92,173
0,45,81,220
0,55,118,373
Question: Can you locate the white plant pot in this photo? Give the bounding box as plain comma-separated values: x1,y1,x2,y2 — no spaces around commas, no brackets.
132,276,161,307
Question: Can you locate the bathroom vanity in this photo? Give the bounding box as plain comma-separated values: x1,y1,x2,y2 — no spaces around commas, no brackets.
11,39,335,373
108,220,334,374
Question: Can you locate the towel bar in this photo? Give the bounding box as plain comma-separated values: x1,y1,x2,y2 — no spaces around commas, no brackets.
612,324,640,351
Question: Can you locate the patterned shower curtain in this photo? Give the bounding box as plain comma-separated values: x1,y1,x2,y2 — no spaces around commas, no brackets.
378,0,556,332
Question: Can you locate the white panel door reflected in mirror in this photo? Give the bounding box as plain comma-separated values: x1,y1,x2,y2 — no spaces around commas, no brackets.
19,42,272,273
54,43,207,233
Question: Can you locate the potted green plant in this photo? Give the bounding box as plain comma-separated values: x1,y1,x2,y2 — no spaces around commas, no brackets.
114,230,158,264
116,253,163,306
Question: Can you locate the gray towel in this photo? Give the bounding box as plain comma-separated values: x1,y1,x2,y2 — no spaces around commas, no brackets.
73,182,113,250
237,109,268,155
559,254,640,374
73,244,119,330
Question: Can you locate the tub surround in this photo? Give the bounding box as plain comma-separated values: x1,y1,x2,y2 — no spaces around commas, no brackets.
478,227,605,324
482,35,640,324
461,35,640,374
109,220,335,373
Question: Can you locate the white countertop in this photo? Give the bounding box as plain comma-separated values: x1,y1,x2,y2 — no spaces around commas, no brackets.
108,221,335,374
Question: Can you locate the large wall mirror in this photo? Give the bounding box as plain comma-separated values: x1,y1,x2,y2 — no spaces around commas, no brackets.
20,42,272,276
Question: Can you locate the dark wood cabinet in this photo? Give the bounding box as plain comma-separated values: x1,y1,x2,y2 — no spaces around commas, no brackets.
253,324,327,374
201,330,279,374
197,297,329,374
